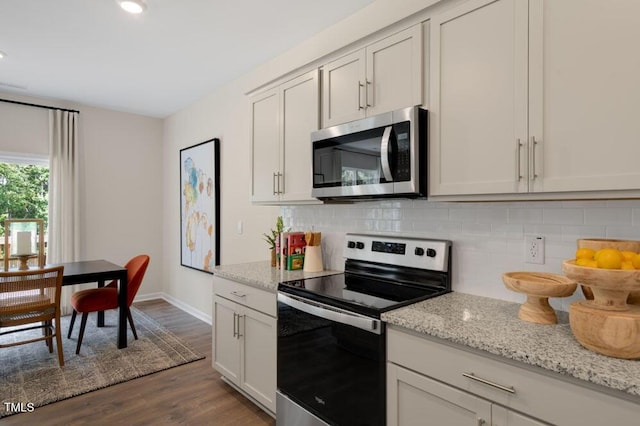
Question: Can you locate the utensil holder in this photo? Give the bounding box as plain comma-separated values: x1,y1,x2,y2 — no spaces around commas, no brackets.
303,246,323,272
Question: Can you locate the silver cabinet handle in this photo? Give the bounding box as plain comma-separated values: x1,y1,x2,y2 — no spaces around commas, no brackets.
358,81,364,110
232,312,238,338
272,172,277,195
230,291,246,298
530,136,539,180
380,126,394,182
516,138,523,181
366,80,372,107
236,314,243,338
463,372,515,394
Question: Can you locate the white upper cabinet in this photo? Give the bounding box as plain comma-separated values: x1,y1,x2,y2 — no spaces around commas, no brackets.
250,89,280,203
529,0,640,193
429,0,529,196
322,24,424,127
430,0,640,197
250,69,320,204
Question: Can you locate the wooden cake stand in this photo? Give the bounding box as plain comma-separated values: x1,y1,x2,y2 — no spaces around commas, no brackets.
563,260,640,359
502,272,577,325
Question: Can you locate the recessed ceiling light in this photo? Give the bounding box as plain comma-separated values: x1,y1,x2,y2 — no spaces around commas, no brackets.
117,0,147,14
0,50,6,59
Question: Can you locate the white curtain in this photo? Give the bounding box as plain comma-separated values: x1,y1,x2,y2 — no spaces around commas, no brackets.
48,110,80,315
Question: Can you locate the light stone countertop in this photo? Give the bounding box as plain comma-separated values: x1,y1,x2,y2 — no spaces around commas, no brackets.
212,260,342,292
382,292,640,398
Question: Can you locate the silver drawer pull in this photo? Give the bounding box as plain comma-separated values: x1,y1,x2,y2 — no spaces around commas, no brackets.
230,291,247,298
462,372,515,394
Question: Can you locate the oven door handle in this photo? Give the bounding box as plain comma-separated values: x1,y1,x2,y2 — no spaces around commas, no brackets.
278,292,382,335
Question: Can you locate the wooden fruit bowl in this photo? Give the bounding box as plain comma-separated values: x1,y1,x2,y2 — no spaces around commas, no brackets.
562,260,640,311
576,238,640,304
502,272,577,324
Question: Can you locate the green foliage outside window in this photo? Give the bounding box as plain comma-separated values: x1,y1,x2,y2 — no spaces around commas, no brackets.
0,163,49,235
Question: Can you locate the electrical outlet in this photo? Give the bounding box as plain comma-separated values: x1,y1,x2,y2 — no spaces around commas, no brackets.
525,235,545,264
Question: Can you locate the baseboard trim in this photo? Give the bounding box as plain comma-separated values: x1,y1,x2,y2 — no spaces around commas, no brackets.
134,292,212,325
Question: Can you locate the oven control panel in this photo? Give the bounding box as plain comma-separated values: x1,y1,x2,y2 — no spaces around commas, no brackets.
344,233,451,272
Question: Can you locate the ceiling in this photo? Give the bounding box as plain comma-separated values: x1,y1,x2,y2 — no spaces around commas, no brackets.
0,0,374,118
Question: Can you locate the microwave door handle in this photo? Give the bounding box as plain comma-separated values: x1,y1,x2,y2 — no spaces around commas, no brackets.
277,292,382,334
381,126,394,182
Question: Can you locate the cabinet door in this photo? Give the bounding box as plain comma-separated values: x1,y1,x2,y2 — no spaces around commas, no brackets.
240,306,277,413
492,405,547,426
322,50,366,127
366,24,423,116
250,88,280,202
212,295,241,385
280,69,320,203
528,0,640,193
429,0,529,196
388,363,492,426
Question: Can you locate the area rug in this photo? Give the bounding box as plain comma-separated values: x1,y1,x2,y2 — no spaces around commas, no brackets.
0,307,205,418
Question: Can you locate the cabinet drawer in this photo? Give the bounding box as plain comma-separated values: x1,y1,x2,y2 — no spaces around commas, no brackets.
213,276,276,317
387,327,640,426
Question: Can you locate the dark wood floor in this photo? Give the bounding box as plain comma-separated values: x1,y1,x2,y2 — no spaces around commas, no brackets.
2,299,276,426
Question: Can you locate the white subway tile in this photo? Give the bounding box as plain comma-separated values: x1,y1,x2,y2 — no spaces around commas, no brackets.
542,208,584,225
476,208,509,224
449,208,477,223
561,225,606,242
491,224,523,239
584,208,632,225
508,208,543,224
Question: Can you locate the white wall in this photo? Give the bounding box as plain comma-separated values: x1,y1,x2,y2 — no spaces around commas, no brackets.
0,100,48,155
162,79,279,319
0,93,164,296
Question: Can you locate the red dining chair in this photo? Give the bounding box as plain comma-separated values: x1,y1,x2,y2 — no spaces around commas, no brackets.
67,254,149,354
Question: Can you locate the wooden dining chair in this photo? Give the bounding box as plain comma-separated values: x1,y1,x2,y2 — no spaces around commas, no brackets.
67,254,149,354
0,265,66,366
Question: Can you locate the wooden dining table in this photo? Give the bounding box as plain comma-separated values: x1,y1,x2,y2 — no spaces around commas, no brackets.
52,260,129,349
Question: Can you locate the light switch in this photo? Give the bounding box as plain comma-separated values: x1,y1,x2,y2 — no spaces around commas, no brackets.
237,220,243,235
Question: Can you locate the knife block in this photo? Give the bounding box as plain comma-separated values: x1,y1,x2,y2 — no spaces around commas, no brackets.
304,246,323,272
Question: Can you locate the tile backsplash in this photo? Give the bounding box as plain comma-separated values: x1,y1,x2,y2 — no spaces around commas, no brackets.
281,199,640,312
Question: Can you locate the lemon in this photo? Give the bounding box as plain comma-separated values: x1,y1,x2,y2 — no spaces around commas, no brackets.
596,248,624,269
621,250,637,261
575,248,596,260
587,259,598,268
575,258,591,267
632,253,640,270
621,261,635,270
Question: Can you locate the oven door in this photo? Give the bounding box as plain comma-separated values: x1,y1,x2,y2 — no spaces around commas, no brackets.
277,292,385,426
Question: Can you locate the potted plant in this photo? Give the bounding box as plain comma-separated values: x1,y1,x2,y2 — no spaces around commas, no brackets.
263,216,288,267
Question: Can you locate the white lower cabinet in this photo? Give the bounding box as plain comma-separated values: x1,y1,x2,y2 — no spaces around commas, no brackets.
387,326,640,426
388,363,544,426
212,277,276,415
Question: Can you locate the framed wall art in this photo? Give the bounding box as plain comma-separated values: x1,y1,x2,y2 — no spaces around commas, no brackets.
180,138,220,273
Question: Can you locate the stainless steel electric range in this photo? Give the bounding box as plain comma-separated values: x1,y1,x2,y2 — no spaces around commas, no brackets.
276,233,452,426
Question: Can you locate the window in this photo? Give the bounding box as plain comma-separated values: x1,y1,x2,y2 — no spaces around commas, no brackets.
0,153,49,263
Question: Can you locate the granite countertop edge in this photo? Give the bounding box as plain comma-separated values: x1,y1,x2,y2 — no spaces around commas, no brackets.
382,292,640,398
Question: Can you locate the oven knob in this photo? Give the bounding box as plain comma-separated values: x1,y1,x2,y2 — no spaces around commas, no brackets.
414,247,425,256
426,248,437,258
356,242,365,249
347,241,356,249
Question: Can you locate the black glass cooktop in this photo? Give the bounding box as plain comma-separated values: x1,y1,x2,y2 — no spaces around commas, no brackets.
278,272,449,318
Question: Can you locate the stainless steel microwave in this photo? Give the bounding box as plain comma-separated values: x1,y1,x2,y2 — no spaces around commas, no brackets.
311,106,427,200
